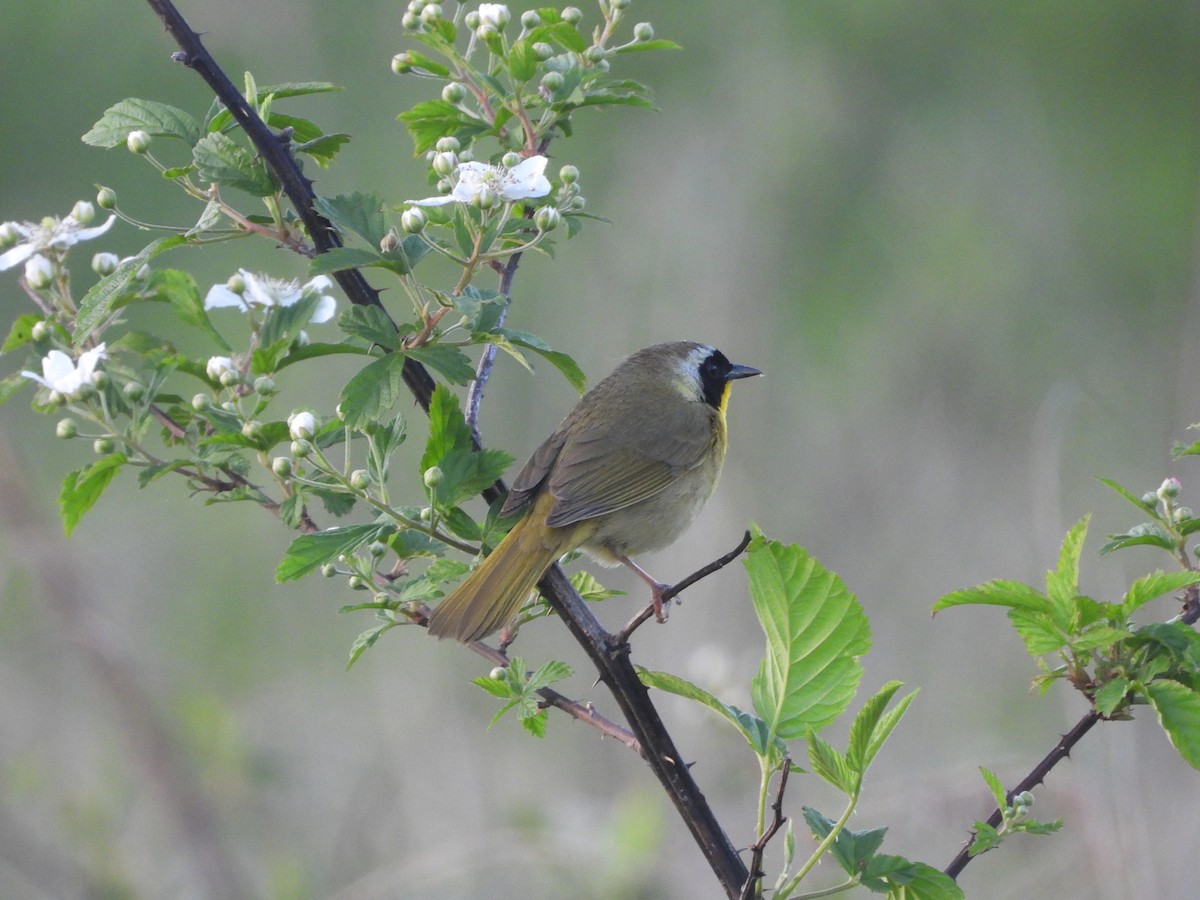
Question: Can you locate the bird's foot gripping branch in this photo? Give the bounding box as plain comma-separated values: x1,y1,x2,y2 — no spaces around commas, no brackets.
3,2,1198,899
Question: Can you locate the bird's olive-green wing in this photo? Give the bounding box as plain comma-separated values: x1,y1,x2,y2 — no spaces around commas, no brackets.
543,398,716,528
500,428,567,518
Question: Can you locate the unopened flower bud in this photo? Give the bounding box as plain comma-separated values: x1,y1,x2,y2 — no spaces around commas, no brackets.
96,187,118,209
1141,491,1158,508
391,53,413,74
1175,506,1194,523
569,195,586,210
475,184,499,209
291,439,312,458
634,21,654,41
489,666,506,680
533,41,554,60
611,0,630,10
123,381,145,402
464,10,481,28
272,456,293,477
242,420,264,441
349,469,371,491
419,506,433,521
380,231,400,254
321,563,337,577
253,375,276,395
191,393,211,411
501,151,521,169
288,410,316,440
24,254,54,289
226,272,246,294
584,45,607,63
441,82,467,104
534,206,561,232
479,3,510,27
476,23,498,40
541,70,564,92
432,151,458,177
56,418,78,440
70,200,96,226
94,437,116,455
423,465,444,488
1158,478,1182,500
435,136,461,153
421,3,442,24
126,130,151,154
348,575,368,591
401,207,427,234
521,9,541,28
562,6,582,24
0,223,20,249
91,252,119,276
401,10,420,29
558,164,580,184
369,540,388,559
30,320,50,342
219,369,241,388
89,371,108,391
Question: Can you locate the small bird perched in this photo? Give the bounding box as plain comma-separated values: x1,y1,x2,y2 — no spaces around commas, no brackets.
427,341,761,643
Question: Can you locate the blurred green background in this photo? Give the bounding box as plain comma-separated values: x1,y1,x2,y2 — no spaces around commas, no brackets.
2,1,1199,897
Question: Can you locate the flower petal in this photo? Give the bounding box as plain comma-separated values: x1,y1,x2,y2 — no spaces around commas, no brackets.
0,242,36,272
204,284,248,311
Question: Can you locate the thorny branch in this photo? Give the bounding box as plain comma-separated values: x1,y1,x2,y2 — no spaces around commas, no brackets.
146,4,750,895
739,759,791,900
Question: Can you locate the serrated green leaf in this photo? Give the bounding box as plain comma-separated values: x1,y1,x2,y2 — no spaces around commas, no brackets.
932,579,1051,614
313,192,386,246
1121,570,1200,616
521,709,549,737
347,620,399,669
398,100,489,155
276,523,393,581
1045,515,1089,626
75,236,187,344
337,304,402,349
60,454,127,535
1099,477,1160,516
407,344,476,385
1145,679,1200,769
421,384,472,473
308,247,384,277
1093,677,1131,716
82,98,201,147
136,459,191,488
1099,531,1177,556
638,667,782,758
807,732,855,794
507,39,540,82
338,353,408,430
0,372,27,406
979,767,1007,810
192,132,278,196
570,570,624,602
610,39,683,54
482,328,587,394
527,659,572,692
472,674,511,698
880,861,963,898
1070,624,1132,652
1007,608,1065,656
257,294,319,354
847,681,916,778
747,530,871,741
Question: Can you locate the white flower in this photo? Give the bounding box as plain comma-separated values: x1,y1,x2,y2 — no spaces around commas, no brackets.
205,356,237,381
24,254,54,289
408,155,551,207
288,410,316,441
203,270,337,324
477,3,510,28
21,344,107,398
0,209,117,272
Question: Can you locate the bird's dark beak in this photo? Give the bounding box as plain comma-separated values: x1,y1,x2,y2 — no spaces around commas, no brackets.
726,363,762,381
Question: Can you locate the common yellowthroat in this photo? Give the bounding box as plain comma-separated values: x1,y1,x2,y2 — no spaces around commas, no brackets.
427,341,761,643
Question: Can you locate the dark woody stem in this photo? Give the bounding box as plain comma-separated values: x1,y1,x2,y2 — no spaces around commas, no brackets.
145,4,749,895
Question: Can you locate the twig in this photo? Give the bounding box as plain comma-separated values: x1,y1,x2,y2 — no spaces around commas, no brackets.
465,252,519,435
739,759,791,900
944,709,1102,880
618,530,753,643
467,639,641,752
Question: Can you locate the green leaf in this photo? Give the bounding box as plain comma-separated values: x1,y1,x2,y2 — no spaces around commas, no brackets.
75,236,187,344
521,710,549,737
314,192,386,247
472,673,511,699
932,579,1051,614
1070,624,1132,652
507,40,540,82
807,732,855,794
192,132,278,196
1121,570,1200,616
347,620,399,669
1093,677,1131,716
136,459,191,488
407,344,476,385
308,247,383,277
527,659,572,692
338,353,408,430
1007,608,1065,656
398,100,490,155
142,269,229,349
847,681,917,777
276,523,393,581
482,328,588,394
979,766,1008,810
878,860,963,898
1099,530,1177,556
257,293,320,353
637,668,782,758
1098,477,1159,515
59,454,127,535
968,821,1002,857
0,373,27,406
421,384,473,473
337,304,402,349
82,98,201,147
3,314,42,352
570,570,624,602
1145,679,1200,769
610,39,683,54
1045,515,1089,624
747,530,871,741
801,807,887,880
